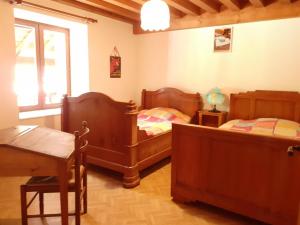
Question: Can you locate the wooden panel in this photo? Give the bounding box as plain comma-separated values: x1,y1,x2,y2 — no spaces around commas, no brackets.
165,0,202,15
0,146,58,176
254,99,295,119
171,123,300,225
218,0,241,10
9,127,74,159
249,0,266,7
141,87,202,120
102,0,141,13
229,90,300,122
228,97,251,120
189,0,220,13
62,92,138,151
85,0,140,21
137,132,171,164
50,0,137,24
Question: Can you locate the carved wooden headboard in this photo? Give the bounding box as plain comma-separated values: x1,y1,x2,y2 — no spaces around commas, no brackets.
141,87,202,120
229,90,300,122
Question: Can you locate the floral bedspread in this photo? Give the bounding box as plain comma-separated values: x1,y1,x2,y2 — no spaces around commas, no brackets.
220,118,300,139
138,107,191,136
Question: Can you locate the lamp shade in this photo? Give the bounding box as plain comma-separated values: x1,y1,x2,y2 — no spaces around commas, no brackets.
206,88,225,112
141,0,170,31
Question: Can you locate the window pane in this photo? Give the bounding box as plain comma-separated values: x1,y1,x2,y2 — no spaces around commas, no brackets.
43,29,68,105
14,24,39,107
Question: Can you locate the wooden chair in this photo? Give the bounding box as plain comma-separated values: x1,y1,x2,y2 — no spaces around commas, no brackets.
20,121,89,225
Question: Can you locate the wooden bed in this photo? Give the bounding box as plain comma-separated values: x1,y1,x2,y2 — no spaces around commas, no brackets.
171,90,300,225
61,87,202,188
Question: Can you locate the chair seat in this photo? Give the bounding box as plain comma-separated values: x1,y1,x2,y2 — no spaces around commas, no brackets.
26,165,85,189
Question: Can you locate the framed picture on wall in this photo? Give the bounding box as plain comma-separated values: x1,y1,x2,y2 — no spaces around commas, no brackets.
214,27,233,52
110,56,121,78
110,46,121,78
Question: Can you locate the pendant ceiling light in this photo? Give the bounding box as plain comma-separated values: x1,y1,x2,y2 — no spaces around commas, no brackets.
141,0,170,31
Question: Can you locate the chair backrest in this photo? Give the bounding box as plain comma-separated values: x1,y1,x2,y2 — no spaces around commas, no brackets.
74,121,89,184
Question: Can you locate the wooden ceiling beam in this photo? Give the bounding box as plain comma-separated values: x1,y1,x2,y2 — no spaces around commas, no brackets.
189,0,219,13
51,0,137,23
102,0,141,13
133,0,300,33
130,0,144,4
249,0,265,7
165,0,201,15
85,0,140,21
279,0,292,3
218,0,241,11
130,0,185,18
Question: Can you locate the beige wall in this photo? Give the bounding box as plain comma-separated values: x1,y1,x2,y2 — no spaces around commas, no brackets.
88,17,138,102
136,18,300,110
0,1,18,129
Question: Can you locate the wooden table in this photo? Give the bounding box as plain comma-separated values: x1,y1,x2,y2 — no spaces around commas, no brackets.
0,125,75,225
198,110,227,127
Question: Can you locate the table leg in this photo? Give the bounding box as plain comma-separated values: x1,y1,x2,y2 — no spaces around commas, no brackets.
59,162,69,225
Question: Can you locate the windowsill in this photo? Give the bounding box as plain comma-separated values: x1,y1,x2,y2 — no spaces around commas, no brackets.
19,108,61,120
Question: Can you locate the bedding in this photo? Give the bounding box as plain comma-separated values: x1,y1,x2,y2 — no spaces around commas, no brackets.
220,118,300,139
138,107,191,136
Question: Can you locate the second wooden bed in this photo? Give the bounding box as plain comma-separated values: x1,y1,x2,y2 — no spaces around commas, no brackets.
62,87,202,188
172,90,300,225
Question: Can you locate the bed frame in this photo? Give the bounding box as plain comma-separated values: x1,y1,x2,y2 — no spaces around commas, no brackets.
171,90,300,225
61,87,202,188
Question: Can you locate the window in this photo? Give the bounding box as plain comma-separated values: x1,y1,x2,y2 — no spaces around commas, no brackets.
14,19,70,112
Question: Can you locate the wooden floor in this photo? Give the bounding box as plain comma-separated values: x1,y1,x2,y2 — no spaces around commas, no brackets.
0,159,265,225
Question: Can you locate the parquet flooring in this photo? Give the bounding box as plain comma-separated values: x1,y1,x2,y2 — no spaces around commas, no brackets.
0,159,265,225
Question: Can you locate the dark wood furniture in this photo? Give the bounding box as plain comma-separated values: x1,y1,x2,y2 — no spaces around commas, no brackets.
61,87,202,188
0,126,75,225
20,121,89,225
171,90,300,225
198,110,227,127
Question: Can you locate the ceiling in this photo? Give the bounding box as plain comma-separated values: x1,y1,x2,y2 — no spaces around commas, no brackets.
12,0,300,34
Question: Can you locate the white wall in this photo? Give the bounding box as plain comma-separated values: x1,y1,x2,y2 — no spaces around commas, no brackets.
0,1,18,129
136,18,300,110
88,17,138,102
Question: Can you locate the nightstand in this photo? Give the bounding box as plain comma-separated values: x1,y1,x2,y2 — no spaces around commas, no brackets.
198,110,227,127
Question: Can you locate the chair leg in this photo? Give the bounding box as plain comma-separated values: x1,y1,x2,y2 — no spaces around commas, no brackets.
20,185,28,225
83,173,87,214
75,187,81,225
39,192,44,215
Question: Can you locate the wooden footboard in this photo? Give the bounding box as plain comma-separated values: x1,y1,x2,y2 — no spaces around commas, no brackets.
61,92,141,187
171,123,300,225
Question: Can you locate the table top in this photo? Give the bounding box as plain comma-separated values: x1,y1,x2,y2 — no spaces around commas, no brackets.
0,126,75,160
199,110,227,116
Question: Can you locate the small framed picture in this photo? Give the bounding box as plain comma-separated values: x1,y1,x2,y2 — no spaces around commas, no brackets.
214,27,233,52
110,56,121,78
